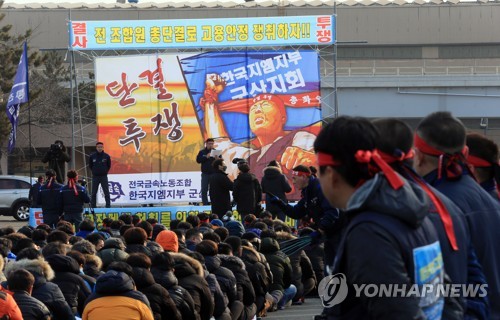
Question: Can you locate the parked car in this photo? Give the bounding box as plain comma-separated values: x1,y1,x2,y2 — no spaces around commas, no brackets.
0,175,36,221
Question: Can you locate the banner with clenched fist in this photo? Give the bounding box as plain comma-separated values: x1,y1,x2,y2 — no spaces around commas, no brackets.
94,50,320,204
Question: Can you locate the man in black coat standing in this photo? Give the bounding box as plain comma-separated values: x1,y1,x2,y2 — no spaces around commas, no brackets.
89,142,111,208
209,158,233,216
42,140,71,184
196,138,218,205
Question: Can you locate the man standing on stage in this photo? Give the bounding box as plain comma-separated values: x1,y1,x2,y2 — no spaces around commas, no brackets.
196,138,218,205
89,142,111,208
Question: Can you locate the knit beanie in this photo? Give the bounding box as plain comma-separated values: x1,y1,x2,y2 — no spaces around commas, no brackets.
155,230,179,253
225,220,245,238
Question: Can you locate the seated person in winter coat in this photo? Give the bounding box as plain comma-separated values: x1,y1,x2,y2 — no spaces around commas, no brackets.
5,255,74,320
126,253,181,320
260,237,296,310
195,240,237,320
96,238,129,270
171,252,215,320
83,270,153,320
0,283,23,320
275,231,316,303
150,252,197,320
7,269,51,320
220,237,257,320
45,254,91,316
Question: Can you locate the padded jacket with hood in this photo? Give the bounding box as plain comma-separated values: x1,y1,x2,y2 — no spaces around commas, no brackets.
233,172,262,216
171,253,214,320
261,165,292,215
150,266,197,320
45,254,91,316
330,174,448,320
83,270,153,320
5,258,74,320
260,238,293,293
131,267,181,320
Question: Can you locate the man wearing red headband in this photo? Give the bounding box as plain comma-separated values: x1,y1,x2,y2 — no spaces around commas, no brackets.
270,165,340,270
466,132,500,201
373,118,486,319
200,74,317,187
414,112,500,317
37,169,64,228
59,170,91,231
314,116,444,319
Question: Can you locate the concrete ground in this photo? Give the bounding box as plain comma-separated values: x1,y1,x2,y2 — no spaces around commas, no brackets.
266,297,324,320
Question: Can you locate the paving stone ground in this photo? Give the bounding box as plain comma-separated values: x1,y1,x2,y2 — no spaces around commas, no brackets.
265,297,324,320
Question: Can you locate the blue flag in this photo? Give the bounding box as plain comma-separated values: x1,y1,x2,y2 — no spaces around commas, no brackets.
6,42,29,153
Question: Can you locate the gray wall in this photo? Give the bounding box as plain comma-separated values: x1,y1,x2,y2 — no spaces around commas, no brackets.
3,4,500,50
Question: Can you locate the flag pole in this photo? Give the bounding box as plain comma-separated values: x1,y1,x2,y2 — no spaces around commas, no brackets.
28,99,32,178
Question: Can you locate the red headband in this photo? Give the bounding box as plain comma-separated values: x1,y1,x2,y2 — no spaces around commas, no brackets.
316,152,343,167
402,167,459,251
378,149,415,164
68,177,79,196
292,170,310,177
414,133,470,180
467,155,494,168
316,150,404,190
355,150,405,190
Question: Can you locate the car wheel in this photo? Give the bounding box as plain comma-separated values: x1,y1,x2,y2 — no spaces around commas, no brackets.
13,202,30,221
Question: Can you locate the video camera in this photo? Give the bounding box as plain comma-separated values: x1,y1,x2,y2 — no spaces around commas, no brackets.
232,158,247,166
50,143,62,153
78,178,87,187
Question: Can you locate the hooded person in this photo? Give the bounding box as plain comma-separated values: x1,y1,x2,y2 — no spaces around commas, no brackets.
96,238,129,270
4,257,74,320
170,252,215,320
150,252,197,320
155,230,179,253
314,116,447,319
261,160,292,220
82,270,154,320
45,254,91,316
126,253,181,320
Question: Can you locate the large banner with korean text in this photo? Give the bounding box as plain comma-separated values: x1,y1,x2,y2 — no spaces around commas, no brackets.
95,50,321,205
70,15,335,50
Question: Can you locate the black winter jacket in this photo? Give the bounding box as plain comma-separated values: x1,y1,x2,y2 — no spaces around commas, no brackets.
45,254,91,316
89,151,111,176
125,243,153,258
12,290,51,320
219,255,255,306
131,267,181,320
37,181,63,215
233,172,262,216
4,258,74,320
276,232,316,299
204,255,237,305
150,267,197,320
260,238,292,293
59,185,90,215
261,166,291,215
171,253,214,320
330,174,447,319
196,148,216,174
209,170,234,215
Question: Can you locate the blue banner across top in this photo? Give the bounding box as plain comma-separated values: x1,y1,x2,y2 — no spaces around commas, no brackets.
69,15,336,50
29,205,298,229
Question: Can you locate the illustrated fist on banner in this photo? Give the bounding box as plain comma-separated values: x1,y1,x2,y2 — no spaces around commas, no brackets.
205,73,226,94
281,146,315,170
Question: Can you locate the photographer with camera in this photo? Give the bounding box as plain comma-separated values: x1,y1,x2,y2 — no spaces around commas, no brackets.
42,140,71,184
